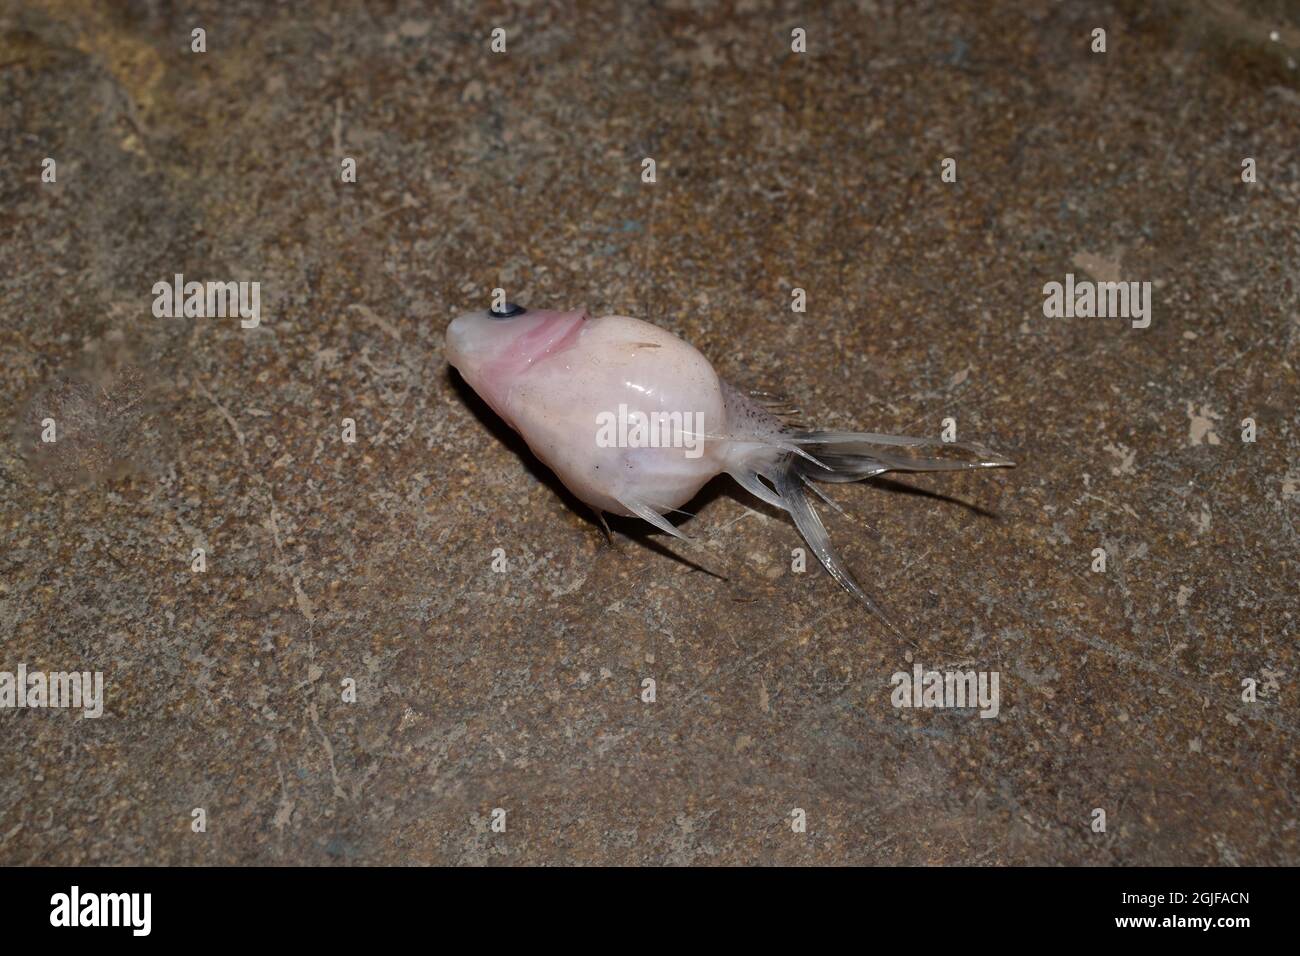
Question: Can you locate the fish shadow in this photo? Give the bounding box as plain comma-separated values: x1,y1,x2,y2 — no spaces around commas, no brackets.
865,476,1001,519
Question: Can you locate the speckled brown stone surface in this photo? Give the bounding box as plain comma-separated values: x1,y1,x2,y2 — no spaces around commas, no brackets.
1,0,1296,865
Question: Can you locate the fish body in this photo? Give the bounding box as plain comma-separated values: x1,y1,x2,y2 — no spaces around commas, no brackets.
448,308,726,516
445,305,1013,617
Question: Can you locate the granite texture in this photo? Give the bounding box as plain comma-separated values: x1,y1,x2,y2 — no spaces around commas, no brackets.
0,0,1297,865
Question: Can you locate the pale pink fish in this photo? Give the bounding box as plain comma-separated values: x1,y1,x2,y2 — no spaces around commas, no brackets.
445,304,1013,620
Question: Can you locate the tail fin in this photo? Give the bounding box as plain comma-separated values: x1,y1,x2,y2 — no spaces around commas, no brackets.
792,430,1015,481
738,430,1014,630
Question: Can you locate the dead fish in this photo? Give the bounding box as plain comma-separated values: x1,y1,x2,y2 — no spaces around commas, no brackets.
445,304,1013,621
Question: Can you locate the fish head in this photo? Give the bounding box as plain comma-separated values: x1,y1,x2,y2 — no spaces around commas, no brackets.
445,306,588,412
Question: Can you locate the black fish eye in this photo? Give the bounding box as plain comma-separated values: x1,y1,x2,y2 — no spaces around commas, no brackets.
489,303,527,319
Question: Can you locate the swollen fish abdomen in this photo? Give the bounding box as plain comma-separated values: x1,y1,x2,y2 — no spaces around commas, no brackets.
502,315,728,516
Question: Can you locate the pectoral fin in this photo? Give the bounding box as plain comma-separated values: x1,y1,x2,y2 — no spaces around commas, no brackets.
617,496,691,540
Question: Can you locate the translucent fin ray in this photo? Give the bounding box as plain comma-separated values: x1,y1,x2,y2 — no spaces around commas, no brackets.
618,496,691,540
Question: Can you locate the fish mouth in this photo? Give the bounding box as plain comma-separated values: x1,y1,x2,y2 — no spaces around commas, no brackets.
506,310,586,369
445,308,590,417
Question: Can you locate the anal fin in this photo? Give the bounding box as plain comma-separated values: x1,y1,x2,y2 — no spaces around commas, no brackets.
729,468,786,512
